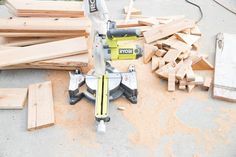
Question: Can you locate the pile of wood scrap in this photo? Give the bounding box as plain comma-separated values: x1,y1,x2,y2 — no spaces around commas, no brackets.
142,18,213,92
116,16,213,93
5,0,84,17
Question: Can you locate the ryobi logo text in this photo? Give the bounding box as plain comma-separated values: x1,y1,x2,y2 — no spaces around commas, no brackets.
89,0,98,13
119,49,133,54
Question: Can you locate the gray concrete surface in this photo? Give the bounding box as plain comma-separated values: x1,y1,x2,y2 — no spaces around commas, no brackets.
0,0,236,157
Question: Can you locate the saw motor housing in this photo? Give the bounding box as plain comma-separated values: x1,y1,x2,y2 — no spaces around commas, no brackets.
104,21,143,61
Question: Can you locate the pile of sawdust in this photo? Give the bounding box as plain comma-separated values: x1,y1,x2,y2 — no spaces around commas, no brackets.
46,58,236,155
47,70,99,148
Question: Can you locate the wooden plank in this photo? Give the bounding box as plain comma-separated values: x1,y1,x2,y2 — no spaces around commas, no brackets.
0,17,90,32
143,19,195,43
175,33,200,46
143,44,158,64
192,57,214,70
0,32,85,38
0,37,88,67
168,70,176,92
163,49,181,63
0,88,28,109
28,81,54,131
1,53,89,70
1,37,67,47
6,0,84,17
213,33,236,102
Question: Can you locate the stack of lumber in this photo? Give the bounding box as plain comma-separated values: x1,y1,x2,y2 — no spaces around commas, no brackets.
214,33,236,102
116,16,213,93
5,0,84,18
0,0,91,71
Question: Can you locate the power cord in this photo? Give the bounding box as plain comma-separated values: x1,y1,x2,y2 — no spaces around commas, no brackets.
185,0,203,24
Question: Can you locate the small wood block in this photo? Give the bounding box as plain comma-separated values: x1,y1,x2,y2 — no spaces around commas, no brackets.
168,70,176,92
179,79,188,86
188,75,204,85
187,84,195,93
124,6,142,15
151,56,160,72
192,40,200,51
28,81,54,131
156,62,176,79
175,60,184,72
186,67,195,81
155,40,166,49
203,77,212,91
138,17,159,26
179,84,187,90
175,33,201,46
176,59,192,80
0,88,28,109
163,49,181,63
163,35,192,52
180,28,191,34
155,49,167,57
190,26,201,36
192,57,214,70
143,44,158,64
178,51,190,60
158,58,166,68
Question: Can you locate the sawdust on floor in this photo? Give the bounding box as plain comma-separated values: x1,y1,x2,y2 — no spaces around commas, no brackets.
46,58,236,156
47,70,99,148
111,59,236,155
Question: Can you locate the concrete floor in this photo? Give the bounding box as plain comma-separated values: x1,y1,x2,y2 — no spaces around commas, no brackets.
0,0,236,157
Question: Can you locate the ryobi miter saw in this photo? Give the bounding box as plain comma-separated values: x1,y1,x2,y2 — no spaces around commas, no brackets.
68,0,142,133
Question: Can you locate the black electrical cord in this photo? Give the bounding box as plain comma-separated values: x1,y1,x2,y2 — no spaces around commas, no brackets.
185,0,203,24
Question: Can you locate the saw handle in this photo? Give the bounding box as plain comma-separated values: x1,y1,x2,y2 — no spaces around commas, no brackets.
107,29,141,39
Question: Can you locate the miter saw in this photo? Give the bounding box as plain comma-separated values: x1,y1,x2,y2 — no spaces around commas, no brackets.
68,0,142,133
